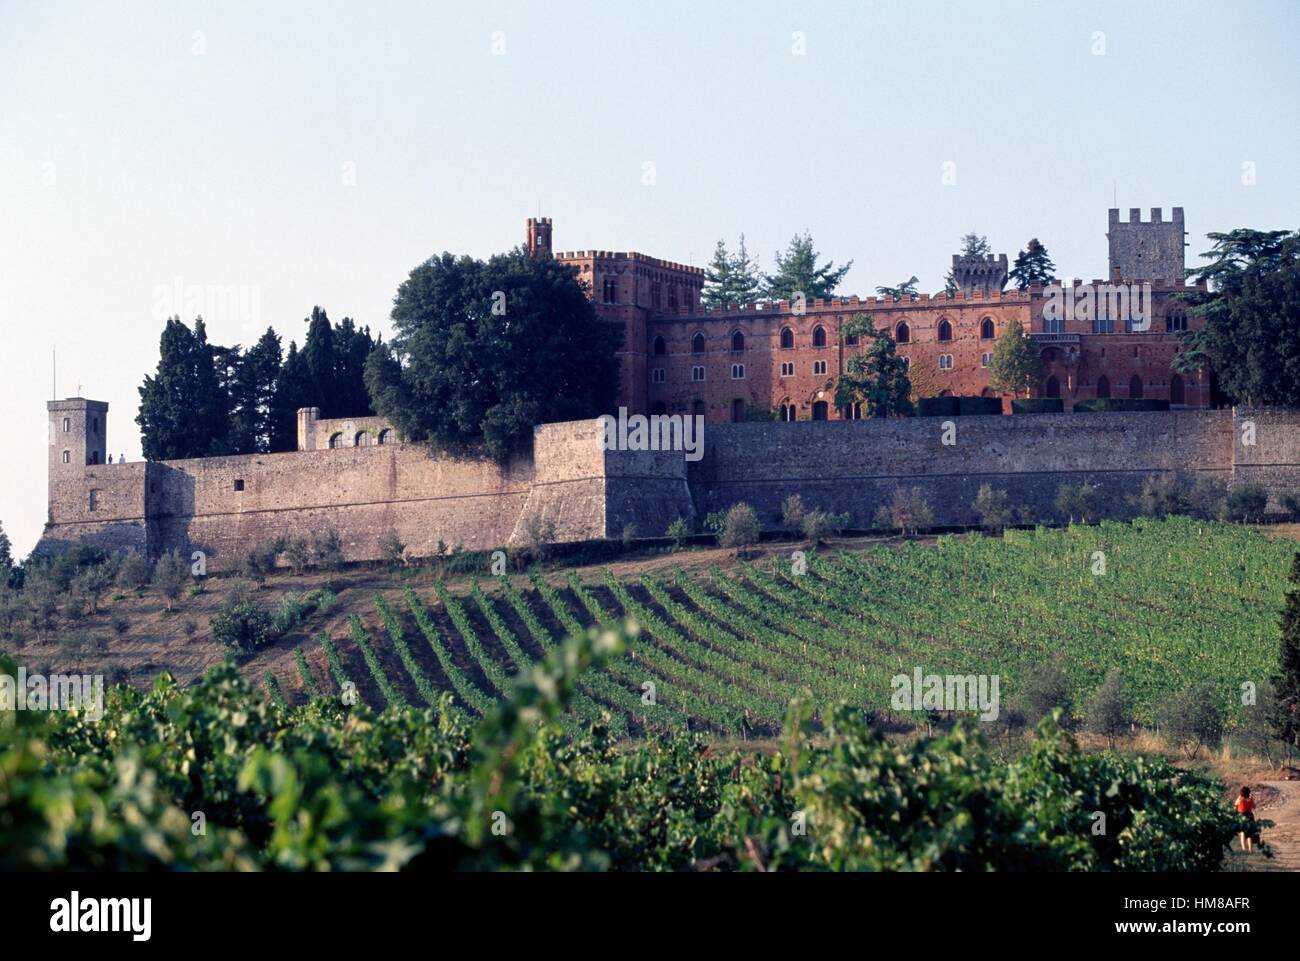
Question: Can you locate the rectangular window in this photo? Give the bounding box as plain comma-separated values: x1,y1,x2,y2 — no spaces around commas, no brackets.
88,490,98,512
668,288,678,310
1093,317,1115,334
691,366,705,382
1042,316,1064,335
63,417,71,432
61,450,70,464
233,479,245,492
981,353,992,368
731,364,745,380
602,279,617,304
780,362,794,377
813,360,827,375
652,368,666,384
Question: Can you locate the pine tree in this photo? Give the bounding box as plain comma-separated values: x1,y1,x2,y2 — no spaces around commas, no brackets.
764,231,852,302
988,317,1040,397
1269,553,1300,749
832,314,913,418
137,317,231,460
875,276,920,302
1008,238,1056,290
731,234,763,304
702,239,737,308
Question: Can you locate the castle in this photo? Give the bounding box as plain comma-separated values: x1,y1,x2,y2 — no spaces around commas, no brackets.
39,207,1300,572
539,206,1209,419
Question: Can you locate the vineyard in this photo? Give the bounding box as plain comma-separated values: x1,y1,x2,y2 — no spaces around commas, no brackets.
279,517,1296,735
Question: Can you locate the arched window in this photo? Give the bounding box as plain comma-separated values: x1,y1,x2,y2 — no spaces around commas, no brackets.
378,429,393,445
844,330,858,346
731,330,745,352
653,335,666,356
980,317,995,339
779,402,796,422
355,431,373,447
841,402,863,420
691,332,706,354
1129,375,1143,399
62,417,70,433
779,326,794,350
937,319,953,342
1044,375,1061,399
895,322,910,344
812,325,827,348
1096,375,1110,399
812,401,829,421
732,399,746,422
1170,374,1185,406
328,433,343,449
62,450,70,464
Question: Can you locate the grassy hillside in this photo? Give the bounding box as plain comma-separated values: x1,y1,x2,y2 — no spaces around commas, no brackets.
12,517,1295,739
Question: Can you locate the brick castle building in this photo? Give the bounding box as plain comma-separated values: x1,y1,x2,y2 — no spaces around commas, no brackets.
533,206,1208,420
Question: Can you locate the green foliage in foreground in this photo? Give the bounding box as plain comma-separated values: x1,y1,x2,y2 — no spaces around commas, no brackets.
0,626,1259,872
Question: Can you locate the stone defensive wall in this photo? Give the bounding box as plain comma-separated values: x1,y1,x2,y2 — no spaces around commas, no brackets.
38,407,1300,571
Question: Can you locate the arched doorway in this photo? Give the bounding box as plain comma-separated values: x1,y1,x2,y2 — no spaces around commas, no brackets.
1096,375,1110,399
1170,374,1185,406
1044,375,1060,399
811,401,829,421
731,399,745,423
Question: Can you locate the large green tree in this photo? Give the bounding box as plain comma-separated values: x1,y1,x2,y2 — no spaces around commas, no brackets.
832,314,913,418
764,231,852,302
226,328,283,454
876,276,920,302
988,318,1040,397
1008,238,1056,290
701,235,763,308
1173,229,1300,407
365,248,621,460
137,317,232,460
1269,553,1300,749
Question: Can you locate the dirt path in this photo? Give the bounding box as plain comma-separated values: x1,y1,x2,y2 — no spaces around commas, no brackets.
1257,781,1300,870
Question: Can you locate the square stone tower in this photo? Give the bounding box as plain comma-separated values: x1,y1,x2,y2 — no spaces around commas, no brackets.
1107,207,1186,284
49,397,108,471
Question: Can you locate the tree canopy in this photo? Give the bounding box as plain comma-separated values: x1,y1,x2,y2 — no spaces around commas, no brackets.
988,318,1040,396
1008,238,1056,290
1173,229,1300,407
137,317,232,460
764,231,853,302
702,235,763,308
832,314,914,417
944,231,992,296
365,248,622,460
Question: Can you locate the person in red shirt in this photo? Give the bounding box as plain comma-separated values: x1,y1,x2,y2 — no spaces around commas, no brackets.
1235,786,1258,853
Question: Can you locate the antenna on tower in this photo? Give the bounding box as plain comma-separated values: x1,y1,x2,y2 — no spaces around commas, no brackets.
52,348,56,400
1113,180,1117,208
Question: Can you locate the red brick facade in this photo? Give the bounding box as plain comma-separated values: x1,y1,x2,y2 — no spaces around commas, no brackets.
529,209,1209,421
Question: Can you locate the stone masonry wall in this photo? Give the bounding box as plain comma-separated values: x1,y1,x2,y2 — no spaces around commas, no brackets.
690,409,1238,529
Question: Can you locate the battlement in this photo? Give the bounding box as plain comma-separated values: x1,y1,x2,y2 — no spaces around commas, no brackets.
669,286,1034,320
555,249,704,276
1108,206,1185,226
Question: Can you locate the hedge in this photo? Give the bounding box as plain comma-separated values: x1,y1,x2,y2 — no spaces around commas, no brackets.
957,396,1003,416
1011,398,1065,414
1073,398,1170,413
917,396,960,417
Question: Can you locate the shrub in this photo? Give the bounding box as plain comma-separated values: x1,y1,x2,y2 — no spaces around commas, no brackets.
801,509,849,543
115,552,152,591
1011,398,1063,414
111,614,130,636
665,517,691,551
781,494,805,533
211,600,276,654
917,396,959,417
1221,484,1268,523
876,488,934,536
239,541,280,585
1132,473,1188,519
58,632,107,671
1189,475,1228,520
972,484,1013,533
620,524,638,549
957,395,1003,416
379,530,406,570
1282,491,1300,520
270,593,308,636
1085,668,1128,749
281,536,311,576
1158,682,1224,759
311,528,345,571
1055,481,1101,524
718,503,761,549
1073,398,1170,413
1017,656,1073,726
519,515,556,565
152,549,191,611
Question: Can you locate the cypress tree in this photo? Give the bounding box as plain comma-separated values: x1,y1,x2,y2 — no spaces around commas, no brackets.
1269,553,1300,749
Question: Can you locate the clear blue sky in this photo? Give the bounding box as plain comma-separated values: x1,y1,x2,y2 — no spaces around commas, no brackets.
2,0,1298,557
